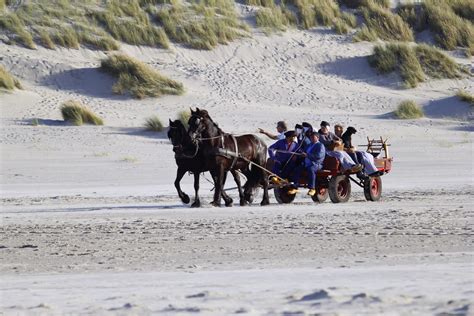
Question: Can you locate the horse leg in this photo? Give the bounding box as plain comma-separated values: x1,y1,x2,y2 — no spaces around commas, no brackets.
211,164,225,207
221,172,233,207
231,170,246,206
175,167,190,204
191,172,201,208
260,165,270,206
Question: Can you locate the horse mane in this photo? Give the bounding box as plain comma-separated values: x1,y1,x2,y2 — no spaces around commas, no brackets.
196,109,224,135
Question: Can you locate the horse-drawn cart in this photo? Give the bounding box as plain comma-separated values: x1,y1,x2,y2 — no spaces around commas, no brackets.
271,137,393,204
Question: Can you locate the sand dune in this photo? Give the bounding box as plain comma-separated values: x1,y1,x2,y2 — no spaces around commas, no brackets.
1,26,473,314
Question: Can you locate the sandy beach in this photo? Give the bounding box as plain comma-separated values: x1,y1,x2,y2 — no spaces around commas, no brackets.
1,23,473,314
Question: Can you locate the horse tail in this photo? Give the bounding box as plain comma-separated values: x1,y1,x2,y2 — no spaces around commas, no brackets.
244,135,267,202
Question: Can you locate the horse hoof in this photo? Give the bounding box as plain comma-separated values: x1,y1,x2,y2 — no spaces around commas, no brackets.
181,194,190,204
240,200,248,206
191,201,201,208
260,199,270,206
224,198,233,207
210,202,221,207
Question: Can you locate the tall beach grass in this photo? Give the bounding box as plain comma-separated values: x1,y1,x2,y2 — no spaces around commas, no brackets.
100,54,184,99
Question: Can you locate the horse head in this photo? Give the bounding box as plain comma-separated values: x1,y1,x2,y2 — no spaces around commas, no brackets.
168,119,187,153
188,108,211,141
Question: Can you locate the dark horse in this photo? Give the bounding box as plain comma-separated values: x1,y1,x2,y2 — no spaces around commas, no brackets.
187,108,270,207
168,119,236,207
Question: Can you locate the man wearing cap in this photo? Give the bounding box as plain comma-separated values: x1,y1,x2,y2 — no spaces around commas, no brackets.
318,121,362,173
258,121,287,140
268,130,298,182
291,132,326,196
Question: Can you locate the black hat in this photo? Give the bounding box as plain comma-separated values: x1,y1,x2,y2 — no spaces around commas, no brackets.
302,122,312,129
310,131,320,137
320,121,330,127
284,130,296,138
295,124,303,129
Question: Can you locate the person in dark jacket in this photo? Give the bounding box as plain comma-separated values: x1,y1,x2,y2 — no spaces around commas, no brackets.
268,130,299,181
291,132,326,196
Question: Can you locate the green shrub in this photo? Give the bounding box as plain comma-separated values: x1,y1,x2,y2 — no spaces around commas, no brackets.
394,100,424,119
424,0,473,50
145,116,164,131
358,0,414,42
100,54,184,99
0,65,22,90
60,100,104,126
456,90,474,105
178,110,191,128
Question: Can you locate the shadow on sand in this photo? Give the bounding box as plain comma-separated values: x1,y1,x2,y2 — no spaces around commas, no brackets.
106,127,170,140
423,96,473,121
41,67,126,100
319,56,400,88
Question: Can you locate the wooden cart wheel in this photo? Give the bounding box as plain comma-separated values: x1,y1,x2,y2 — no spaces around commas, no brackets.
274,187,296,204
311,187,328,203
328,175,351,203
364,176,382,201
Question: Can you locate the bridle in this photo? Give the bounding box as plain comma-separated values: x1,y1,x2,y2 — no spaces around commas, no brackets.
168,124,199,159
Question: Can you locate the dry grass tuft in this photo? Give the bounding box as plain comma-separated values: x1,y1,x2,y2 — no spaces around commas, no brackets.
394,100,424,119
155,0,249,50
60,100,104,126
424,0,473,51
178,110,191,128
369,43,465,88
456,90,474,105
100,54,184,99
0,65,23,90
356,0,414,42
256,6,291,33
145,116,164,131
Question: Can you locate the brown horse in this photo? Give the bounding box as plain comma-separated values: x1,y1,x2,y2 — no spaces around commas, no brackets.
188,108,270,207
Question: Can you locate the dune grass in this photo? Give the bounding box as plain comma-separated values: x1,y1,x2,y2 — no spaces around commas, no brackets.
456,90,474,105
178,110,191,129
355,0,413,42
423,0,473,51
145,116,164,131
0,12,36,49
0,65,23,90
245,0,275,7
60,100,104,126
369,43,465,88
256,6,291,33
333,19,350,34
155,0,249,50
100,54,184,99
394,100,424,119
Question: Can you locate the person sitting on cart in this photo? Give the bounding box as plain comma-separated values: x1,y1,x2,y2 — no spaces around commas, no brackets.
258,121,287,140
299,122,313,150
340,126,382,177
268,130,299,184
290,132,326,196
318,121,362,173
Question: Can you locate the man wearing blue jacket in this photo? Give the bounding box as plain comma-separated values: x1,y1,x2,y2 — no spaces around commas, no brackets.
292,132,326,196
268,130,298,182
